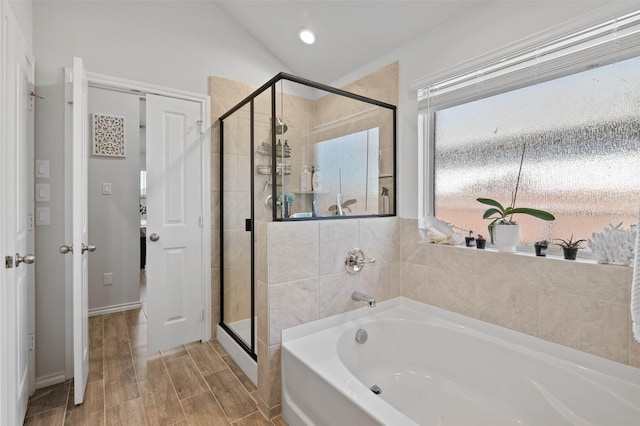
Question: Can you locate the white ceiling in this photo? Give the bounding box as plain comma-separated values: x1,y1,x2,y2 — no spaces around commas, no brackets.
214,0,479,84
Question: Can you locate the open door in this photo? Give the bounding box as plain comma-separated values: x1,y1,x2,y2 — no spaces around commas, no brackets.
1,8,36,423
146,94,204,353
64,57,92,405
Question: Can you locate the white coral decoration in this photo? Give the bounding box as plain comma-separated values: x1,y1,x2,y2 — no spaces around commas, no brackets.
588,223,637,266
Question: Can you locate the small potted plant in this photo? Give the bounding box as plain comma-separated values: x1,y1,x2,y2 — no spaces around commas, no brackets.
465,230,475,247
475,234,486,249
534,240,549,257
554,235,586,260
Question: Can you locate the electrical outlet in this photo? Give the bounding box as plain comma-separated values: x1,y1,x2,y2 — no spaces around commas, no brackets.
103,273,113,286
102,182,112,195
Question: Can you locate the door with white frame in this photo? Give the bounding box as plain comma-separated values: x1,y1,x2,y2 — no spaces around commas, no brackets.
146,94,207,354
1,6,36,424
64,67,211,404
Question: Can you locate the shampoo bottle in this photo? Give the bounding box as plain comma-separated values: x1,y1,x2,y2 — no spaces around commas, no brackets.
311,165,322,192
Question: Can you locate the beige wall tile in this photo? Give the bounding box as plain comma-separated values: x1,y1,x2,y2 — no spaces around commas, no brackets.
539,290,628,363
269,278,319,346
357,262,401,304
258,342,282,416
318,272,358,319
474,274,539,336
538,262,631,305
318,219,360,276
358,217,400,264
255,222,268,283
256,280,268,345
268,222,318,284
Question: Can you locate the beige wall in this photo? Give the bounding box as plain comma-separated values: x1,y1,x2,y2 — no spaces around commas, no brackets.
401,218,640,368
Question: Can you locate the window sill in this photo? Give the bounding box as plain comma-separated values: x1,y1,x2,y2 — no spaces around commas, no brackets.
422,241,632,268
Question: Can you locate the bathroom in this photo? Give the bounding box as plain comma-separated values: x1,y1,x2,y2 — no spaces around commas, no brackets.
7,1,640,425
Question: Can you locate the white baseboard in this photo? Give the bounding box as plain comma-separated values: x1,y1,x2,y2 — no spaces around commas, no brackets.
88,301,142,317
35,371,66,389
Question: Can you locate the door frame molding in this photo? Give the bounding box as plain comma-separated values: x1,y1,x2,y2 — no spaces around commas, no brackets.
63,71,211,378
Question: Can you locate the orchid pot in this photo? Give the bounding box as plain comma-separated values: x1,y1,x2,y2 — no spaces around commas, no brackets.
491,222,521,253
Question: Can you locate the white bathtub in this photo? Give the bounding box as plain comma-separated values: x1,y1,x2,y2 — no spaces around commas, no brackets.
281,297,640,425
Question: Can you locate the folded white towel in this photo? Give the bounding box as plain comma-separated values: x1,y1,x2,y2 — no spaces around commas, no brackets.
632,205,640,343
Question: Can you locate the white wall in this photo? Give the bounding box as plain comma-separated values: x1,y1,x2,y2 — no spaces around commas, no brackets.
7,0,32,48
329,1,634,219
88,87,141,311
32,0,290,383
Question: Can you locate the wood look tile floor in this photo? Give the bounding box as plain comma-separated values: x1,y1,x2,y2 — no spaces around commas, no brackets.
24,272,287,426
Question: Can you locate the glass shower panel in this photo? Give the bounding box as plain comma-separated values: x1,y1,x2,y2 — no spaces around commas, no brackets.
222,102,253,350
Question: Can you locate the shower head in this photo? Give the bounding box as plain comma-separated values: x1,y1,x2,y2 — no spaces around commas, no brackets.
275,117,288,135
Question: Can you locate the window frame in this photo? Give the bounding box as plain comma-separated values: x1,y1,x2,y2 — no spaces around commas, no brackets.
417,9,640,249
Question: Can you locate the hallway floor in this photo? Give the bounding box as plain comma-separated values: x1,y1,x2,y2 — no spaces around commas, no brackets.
24,272,286,425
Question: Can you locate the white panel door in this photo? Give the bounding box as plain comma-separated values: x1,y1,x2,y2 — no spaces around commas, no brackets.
70,57,90,405
1,7,35,424
146,94,203,353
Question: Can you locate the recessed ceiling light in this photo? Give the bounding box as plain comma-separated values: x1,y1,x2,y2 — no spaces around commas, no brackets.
298,28,316,45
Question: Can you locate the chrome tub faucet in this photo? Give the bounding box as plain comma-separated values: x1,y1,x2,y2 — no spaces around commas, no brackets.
352,290,376,308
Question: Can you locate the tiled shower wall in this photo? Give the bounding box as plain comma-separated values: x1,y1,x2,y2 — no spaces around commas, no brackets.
400,218,640,368
255,217,402,417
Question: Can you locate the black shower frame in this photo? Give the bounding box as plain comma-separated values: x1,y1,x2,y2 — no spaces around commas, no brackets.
218,72,397,360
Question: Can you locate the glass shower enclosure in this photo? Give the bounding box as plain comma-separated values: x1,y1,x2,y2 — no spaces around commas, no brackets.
219,72,396,360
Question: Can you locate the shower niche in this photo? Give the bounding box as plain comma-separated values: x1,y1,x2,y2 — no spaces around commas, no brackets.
218,72,396,364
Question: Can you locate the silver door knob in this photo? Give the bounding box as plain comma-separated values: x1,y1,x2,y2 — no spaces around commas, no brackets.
82,243,96,254
15,253,36,267
149,233,160,242
59,245,73,254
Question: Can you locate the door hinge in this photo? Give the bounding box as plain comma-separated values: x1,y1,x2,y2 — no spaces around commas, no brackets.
5,256,14,269
198,216,203,228
29,334,35,351
28,95,35,111
201,309,205,321
29,215,35,230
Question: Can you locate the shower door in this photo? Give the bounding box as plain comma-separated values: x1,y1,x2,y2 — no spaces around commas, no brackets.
221,101,255,356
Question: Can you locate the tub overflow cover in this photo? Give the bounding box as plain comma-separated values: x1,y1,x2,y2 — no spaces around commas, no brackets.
355,329,368,344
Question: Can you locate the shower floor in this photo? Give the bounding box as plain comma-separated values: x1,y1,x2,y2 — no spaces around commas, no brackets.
228,316,257,349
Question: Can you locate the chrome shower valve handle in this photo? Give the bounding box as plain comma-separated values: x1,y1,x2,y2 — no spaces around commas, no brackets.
345,248,375,274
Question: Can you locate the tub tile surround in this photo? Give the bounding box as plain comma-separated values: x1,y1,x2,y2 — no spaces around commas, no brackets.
256,217,402,417
400,218,640,368
253,216,639,420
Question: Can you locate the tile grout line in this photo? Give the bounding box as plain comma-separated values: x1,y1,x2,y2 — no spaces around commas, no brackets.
186,344,235,425
164,345,192,426
124,311,149,426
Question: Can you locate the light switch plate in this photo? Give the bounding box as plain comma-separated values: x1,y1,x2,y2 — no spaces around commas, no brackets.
35,160,50,178
103,273,113,286
35,184,50,202
35,207,51,226
102,183,112,195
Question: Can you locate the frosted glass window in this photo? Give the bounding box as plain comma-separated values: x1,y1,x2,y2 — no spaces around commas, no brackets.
434,55,640,246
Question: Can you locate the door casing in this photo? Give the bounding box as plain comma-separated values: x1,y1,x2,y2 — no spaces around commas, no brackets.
64,70,211,379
